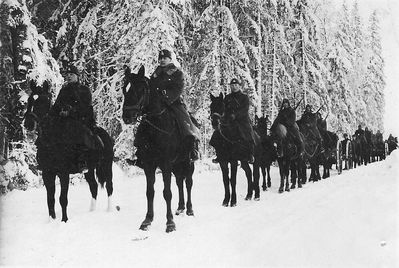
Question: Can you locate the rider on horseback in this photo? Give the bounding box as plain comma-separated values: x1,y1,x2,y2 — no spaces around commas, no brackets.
224,78,256,163
354,125,364,137
272,98,304,158
134,49,200,166
49,65,100,173
298,104,324,153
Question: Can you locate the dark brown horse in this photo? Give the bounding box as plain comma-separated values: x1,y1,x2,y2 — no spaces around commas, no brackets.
253,115,277,191
122,66,194,233
24,81,114,222
209,93,254,205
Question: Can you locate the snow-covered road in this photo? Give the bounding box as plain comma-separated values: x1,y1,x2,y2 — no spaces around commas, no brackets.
1,152,398,267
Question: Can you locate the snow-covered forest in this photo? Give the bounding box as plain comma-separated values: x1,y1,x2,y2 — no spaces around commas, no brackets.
0,0,386,191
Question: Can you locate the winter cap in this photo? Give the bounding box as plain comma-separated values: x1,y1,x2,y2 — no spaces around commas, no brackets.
230,78,240,85
158,49,172,59
282,98,290,104
64,65,79,76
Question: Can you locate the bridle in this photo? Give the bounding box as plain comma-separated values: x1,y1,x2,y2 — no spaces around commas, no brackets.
123,78,171,135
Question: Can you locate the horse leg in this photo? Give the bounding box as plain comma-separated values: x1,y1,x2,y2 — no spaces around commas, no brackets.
290,162,297,189
84,168,98,211
140,166,156,231
285,161,290,192
58,173,70,222
43,170,57,219
230,161,238,207
267,164,272,188
162,168,175,233
241,161,253,200
252,163,260,200
175,175,185,215
220,162,230,207
185,163,194,216
278,159,285,193
261,165,267,191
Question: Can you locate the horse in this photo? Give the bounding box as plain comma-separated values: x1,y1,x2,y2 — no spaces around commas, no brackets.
319,129,339,178
269,122,300,193
253,115,277,191
296,118,323,185
209,93,254,205
122,65,194,233
353,134,369,166
23,80,114,222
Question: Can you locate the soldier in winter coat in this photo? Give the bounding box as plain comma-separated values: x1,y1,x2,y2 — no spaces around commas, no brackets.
354,125,364,137
271,98,304,157
49,65,98,173
224,78,256,163
298,104,324,152
134,49,200,163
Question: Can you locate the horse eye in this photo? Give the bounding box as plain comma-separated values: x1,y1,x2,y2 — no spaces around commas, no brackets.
33,95,39,100
125,83,131,92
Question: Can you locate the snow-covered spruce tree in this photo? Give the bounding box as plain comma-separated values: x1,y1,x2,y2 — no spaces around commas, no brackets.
325,1,356,134
348,0,369,131
191,3,256,118
292,0,328,116
0,0,62,193
265,0,298,119
362,10,385,132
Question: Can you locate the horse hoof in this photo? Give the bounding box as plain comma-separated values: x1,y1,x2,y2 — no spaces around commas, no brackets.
254,197,260,201
222,202,229,207
166,223,176,233
49,212,56,219
61,217,68,223
278,188,284,193
290,185,295,189
245,195,252,201
298,184,302,188
139,223,150,231
267,182,271,188
230,201,237,207
262,186,267,191
186,209,194,216
285,188,290,192
175,208,185,216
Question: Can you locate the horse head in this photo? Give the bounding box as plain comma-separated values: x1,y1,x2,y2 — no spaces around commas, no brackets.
209,92,224,129
24,80,52,131
121,65,151,125
254,115,269,136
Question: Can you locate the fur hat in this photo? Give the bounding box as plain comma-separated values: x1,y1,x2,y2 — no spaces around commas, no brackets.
158,49,172,59
230,78,240,85
65,65,79,75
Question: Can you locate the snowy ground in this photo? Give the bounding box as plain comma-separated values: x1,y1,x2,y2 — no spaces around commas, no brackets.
1,152,398,268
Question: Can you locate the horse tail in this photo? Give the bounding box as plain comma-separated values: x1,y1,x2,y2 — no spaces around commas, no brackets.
95,127,114,188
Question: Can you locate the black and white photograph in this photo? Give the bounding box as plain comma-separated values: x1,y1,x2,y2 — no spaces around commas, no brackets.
0,0,398,267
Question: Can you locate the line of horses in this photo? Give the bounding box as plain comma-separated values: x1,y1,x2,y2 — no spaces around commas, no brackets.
23,67,391,233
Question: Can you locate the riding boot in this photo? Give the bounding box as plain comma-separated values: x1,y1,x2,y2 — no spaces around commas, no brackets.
248,143,255,164
189,139,200,162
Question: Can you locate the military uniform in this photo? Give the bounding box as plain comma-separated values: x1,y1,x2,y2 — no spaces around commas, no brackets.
48,66,98,172
150,63,200,140
271,100,304,156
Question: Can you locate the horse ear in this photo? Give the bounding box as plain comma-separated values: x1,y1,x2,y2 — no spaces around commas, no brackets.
255,115,259,121
42,81,50,94
219,92,223,99
30,80,37,93
138,65,145,77
123,65,131,77
210,93,215,101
